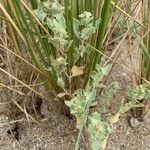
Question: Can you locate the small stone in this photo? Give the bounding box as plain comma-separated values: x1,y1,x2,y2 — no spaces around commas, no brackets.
129,117,142,128
13,142,16,148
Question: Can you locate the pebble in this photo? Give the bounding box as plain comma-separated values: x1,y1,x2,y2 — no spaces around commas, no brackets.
129,117,142,128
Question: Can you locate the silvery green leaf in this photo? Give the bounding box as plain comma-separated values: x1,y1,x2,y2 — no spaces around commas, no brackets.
51,2,59,13
64,40,73,52
77,45,85,57
127,84,150,100
53,18,62,30
81,27,95,40
65,90,87,129
55,13,66,29
79,11,93,25
57,77,65,89
73,12,97,40
43,1,51,8
34,7,47,22
88,112,111,150
95,18,102,29
35,0,68,49
45,67,52,72
49,37,60,48
73,18,80,37
45,18,54,29
65,89,96,129
101,64,112,76
51,0,64,14
84,44,91,55
49,36,68,48
73,51,80,64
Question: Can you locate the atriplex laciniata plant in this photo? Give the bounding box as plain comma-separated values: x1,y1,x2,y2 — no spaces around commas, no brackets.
0,0,112,112
65,64,113,150
32,0,112,94
65,63,150,149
